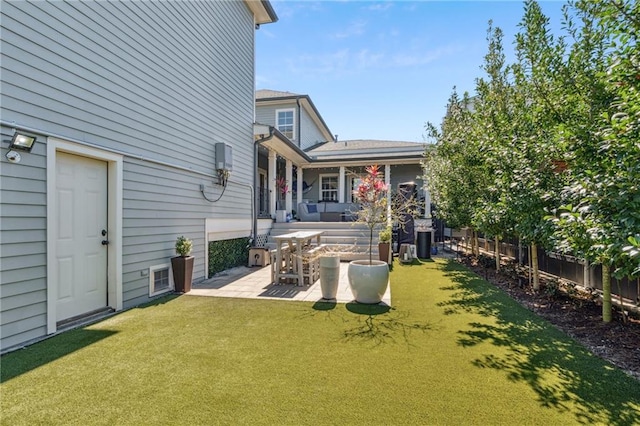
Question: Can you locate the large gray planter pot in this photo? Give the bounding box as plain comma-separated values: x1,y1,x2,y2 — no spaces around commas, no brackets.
319,255,340,299
347,260,389,304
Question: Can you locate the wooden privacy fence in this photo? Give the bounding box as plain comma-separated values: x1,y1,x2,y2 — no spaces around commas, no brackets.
447,232,640,305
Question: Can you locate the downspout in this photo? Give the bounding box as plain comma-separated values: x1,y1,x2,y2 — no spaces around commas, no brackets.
296,98,302,147
253,126,275,243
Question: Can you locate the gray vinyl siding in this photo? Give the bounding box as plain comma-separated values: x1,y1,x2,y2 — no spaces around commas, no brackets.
1,1,255,173
122,159,252,308
256,103,328,150
0,1,258,350
0,128,48,350
256,102,298,142
299,109,327,150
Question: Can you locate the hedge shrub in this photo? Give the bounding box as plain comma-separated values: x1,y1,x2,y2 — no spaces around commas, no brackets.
208,237,250,277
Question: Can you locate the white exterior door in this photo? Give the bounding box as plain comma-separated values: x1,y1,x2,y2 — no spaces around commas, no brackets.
55,152,108,321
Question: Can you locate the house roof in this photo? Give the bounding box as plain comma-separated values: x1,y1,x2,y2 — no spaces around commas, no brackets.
256,89,300,99
310,139,425,152
255,89,335,144
254,123,312,166
245,1,278,25
305,139,427,167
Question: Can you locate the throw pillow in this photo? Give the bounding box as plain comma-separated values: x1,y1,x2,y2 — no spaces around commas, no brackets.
307,204,318,213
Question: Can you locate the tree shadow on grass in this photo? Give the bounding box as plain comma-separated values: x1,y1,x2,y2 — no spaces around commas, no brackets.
437,259,640,425
342,303,434,348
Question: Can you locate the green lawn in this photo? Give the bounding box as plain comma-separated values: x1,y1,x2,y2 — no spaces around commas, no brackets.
2,259,639,425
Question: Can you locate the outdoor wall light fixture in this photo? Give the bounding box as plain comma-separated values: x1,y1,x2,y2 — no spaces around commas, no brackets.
9,132,37,152
5,131,37,164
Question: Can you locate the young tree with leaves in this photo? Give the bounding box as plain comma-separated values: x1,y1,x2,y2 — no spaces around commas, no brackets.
551,0,638,322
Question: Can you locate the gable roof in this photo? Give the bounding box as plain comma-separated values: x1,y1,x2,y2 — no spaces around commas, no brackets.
255,89,335,144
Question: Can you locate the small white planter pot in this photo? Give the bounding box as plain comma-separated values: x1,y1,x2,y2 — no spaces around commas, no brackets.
347,260,389,304
319,255,340,299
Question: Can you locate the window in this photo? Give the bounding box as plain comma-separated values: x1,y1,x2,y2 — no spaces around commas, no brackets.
276,109,295,140
320,174,338,201
149,264,173,296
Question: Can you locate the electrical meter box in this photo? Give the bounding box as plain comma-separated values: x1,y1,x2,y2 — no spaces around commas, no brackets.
215,143,233,172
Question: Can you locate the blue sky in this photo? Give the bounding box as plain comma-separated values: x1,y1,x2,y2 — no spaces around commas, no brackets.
256,1,568,142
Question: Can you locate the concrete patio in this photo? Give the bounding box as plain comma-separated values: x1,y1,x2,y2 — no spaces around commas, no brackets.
190,261,391,305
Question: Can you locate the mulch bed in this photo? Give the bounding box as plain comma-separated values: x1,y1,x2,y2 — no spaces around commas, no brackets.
457,255,640,381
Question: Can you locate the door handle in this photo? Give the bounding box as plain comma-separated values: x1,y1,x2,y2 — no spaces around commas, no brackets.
102,239,110,246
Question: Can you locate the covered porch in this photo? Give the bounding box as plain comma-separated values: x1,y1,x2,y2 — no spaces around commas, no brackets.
254,124,431,226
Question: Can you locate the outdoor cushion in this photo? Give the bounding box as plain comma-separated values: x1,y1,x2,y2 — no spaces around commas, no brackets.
307,204,318,213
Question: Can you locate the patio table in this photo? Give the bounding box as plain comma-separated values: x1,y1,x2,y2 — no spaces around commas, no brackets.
273,230,324,286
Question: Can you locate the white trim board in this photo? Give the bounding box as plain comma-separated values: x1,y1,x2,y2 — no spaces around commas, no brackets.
46,138,124,334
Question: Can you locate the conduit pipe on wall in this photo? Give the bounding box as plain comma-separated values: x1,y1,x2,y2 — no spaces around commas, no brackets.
253,125,275,243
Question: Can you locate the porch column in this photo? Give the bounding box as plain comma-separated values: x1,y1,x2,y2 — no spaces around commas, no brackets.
268,149,277,217
285,159,293,212
296,166,303,208
338,166,345,203
385,164,391,224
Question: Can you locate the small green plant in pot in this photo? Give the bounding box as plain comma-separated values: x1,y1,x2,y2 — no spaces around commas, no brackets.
172,236,194,293
175,236,193,257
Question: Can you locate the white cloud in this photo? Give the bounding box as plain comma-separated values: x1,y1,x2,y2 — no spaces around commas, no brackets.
285,44,460,79
356,49,384,68
367,3,393,12
391,45,461,67
332,19,367,39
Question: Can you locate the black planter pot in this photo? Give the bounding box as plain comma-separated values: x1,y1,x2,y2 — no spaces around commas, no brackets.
171,256,194,293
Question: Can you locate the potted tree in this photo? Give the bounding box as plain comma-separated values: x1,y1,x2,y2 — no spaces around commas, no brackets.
378,225,392,264
347,165,393,304
171,235,194,293
348,165,418,303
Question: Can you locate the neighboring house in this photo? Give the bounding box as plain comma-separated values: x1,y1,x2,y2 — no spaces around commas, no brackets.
254,89,430,228
0,1,277,352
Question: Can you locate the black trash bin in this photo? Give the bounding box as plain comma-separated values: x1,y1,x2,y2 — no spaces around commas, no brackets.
417,231,432,259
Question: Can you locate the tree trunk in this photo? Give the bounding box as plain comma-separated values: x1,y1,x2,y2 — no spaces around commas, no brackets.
518,239,524,266
602,264,611,323
495,236,500,271
531,242,539,291
464,229,470,255
528,245,533,286
473,231,479,256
